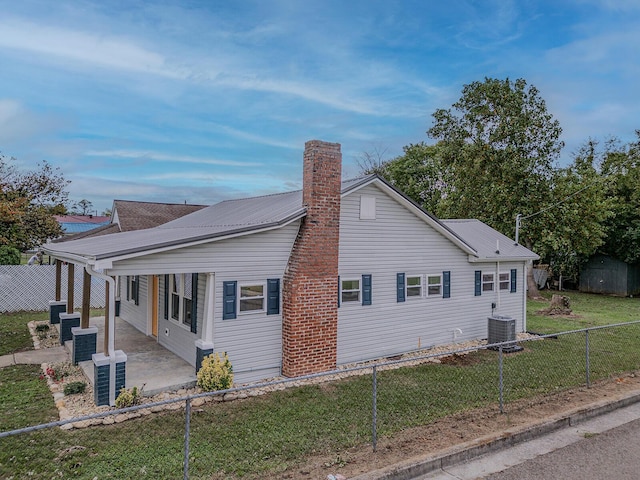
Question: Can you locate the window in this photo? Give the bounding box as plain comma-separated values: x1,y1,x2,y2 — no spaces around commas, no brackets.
223,279,280,319
482,273,495,292
426,274,442,296
341,279,361,303
169,274,193,328
239,284,265,312
406,275,422,298
499,272,510,291
127,275,139,305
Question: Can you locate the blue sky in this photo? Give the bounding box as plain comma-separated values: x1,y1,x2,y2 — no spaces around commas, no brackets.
1,0,638,214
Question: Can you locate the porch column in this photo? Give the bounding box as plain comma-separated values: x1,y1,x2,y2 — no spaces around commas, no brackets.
55,260,62,301
67,263,75,314
90,268,126,407
195,272,215,372
81,269,91,328
49,259,66,325
104,279,110,355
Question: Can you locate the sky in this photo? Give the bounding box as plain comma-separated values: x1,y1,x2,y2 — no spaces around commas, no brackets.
1,0,639,215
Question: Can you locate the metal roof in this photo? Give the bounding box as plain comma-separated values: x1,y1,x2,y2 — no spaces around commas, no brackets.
44,175,537,265
44,189,306,262
441,219,539,261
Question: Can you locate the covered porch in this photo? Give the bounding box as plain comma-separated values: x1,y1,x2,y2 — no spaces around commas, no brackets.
74,316,197,396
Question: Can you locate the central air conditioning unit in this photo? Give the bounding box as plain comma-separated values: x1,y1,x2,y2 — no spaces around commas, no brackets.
488,315,523,353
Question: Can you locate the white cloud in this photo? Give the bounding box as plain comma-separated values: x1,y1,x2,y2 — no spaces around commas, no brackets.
85,149,263,168
0,99,63,144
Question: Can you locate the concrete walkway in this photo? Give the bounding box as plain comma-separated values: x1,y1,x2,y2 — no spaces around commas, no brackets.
0,346,70,368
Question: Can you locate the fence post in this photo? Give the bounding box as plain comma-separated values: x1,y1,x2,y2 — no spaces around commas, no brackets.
372,365,377,452
184,397,191,480
499,345,504,414
585,329,591,388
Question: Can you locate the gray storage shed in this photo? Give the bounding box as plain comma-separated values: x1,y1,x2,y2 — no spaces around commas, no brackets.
579,254,640,296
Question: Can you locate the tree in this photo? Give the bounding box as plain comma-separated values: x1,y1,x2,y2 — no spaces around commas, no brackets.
374,142,450,216
0,154,69,251
600,132,640,264
533,140,612,283
73,199,94,216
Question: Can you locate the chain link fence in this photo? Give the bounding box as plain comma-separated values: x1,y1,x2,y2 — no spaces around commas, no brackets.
2,321,640,478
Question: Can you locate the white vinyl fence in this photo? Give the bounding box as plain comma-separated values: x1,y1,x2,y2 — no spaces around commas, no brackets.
0,265,105,313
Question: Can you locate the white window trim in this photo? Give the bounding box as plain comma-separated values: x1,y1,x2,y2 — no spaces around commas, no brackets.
341,278,361,304
482,272,495,292
426,273,442,297
405,274,423,299
238,282,266,314
169,274,193,330
499,271,511,291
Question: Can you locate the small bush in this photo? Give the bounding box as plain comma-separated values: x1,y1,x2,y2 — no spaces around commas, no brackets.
35,324,50,333
197,352,233,392
115,386,141,408
64,381,87,395
0,246,20,265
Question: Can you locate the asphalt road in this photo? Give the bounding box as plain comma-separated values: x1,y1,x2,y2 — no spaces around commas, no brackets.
485,417,640,480
418,401,640,480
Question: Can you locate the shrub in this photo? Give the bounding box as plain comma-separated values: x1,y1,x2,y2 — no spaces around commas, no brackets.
197,352,234,392
115,386,141,408
0,246,20,265
63,381,87,395
35,323,50,333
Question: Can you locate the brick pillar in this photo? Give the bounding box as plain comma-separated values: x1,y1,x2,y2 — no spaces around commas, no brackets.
282,140,342,377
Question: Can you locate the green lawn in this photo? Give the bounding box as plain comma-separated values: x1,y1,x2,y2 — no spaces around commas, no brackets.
527,290,640,333
0,293,639,478
0,311,45,355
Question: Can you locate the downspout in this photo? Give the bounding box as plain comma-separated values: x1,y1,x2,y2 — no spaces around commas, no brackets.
85,263,118,405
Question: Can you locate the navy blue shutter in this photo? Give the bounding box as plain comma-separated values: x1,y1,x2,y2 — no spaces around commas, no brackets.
510,269,517,293
397,273,405,302
126,276,131,301
190,273,198,333
267,278,280,315
443,271,451,298
163,275,169,320
362,274,372,306
338,276,341,307
134,275,140,305
223,281,237,320
474,271,482,296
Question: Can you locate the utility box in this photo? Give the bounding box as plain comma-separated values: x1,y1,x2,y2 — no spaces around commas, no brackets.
488,315,522,352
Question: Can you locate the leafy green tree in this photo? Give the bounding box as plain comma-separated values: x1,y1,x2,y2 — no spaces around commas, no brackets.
376,142,450,216
600,132,640,264
72,199,94,216
0,154,69,251
376,77,611,296
533,140,612,282
0,245,21,265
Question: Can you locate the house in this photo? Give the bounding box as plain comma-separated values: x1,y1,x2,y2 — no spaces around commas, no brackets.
43,140,538,405
579,254,640,296
53,200,207,241
54,215,111,236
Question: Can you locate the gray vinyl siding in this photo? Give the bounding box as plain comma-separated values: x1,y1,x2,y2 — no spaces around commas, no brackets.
119,275,148,334
113,222,299,383
337,184,526,365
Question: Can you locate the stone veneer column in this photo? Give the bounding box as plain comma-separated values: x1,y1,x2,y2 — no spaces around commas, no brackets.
282,140,342,377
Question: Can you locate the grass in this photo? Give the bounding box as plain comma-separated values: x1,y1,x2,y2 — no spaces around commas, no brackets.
0,292,639,478
527,290,640,333
0,311,44,355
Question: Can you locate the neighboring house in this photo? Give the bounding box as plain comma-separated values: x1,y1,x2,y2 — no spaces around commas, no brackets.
579,254,640,296
54,215,111,236
53,200,207,241
43,140,538,394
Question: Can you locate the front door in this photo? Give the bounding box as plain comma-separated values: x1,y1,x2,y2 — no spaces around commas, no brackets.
151,275,159,337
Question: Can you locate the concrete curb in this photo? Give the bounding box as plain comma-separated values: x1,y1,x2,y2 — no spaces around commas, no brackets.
0,347,69,368
352,390,640,480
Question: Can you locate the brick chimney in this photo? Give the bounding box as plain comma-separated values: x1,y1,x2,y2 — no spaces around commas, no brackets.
282,140,342,377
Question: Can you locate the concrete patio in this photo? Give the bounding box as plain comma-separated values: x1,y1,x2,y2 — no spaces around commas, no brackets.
73,316,197,396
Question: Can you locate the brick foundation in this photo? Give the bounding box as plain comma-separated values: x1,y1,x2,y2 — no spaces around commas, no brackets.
282,140,341,377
